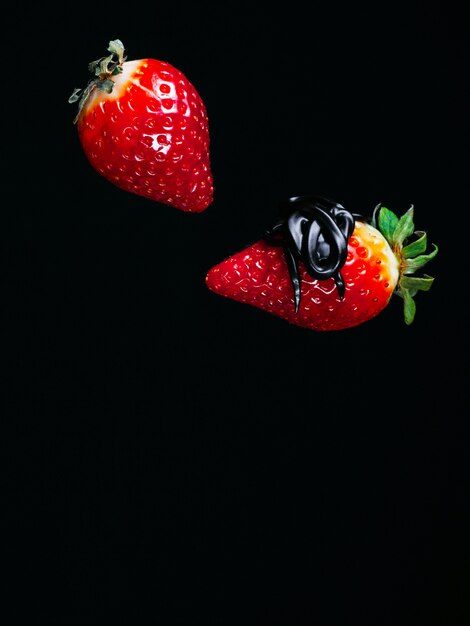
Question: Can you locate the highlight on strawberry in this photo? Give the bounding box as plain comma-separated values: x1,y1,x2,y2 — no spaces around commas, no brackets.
205,195,438,331
69,39,214,212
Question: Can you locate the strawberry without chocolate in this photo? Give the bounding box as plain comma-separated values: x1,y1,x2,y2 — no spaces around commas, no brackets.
69,39,213,212
205,196,438,331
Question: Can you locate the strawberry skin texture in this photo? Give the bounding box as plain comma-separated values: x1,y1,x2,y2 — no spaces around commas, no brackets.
76,58,213,212
206,221,400,331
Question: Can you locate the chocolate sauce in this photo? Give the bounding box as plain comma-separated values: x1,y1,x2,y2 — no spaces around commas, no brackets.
263,195,364,312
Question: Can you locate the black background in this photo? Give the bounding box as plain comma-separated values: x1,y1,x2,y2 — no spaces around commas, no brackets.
3,1,469,624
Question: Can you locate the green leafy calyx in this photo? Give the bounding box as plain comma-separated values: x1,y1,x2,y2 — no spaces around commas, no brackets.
372,203,438,325
68,39,127,124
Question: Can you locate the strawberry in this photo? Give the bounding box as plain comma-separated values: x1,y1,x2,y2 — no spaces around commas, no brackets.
205,195,438,331
69,39,213,212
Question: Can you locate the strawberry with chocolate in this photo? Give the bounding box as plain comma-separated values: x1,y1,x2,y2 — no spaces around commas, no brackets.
205,195,438,331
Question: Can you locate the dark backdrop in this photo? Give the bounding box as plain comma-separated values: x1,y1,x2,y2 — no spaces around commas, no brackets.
3,2,468,624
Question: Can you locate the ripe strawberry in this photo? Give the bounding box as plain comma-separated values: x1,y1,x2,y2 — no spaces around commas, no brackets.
69,39,213,212
205,196,438,331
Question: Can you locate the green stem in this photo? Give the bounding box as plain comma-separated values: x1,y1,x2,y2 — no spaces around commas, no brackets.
68,39,126,124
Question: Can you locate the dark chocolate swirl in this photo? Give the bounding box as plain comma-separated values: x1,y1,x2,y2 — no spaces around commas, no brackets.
263,195,363,312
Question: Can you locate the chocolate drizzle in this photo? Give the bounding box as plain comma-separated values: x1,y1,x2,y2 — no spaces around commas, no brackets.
263,195,363,312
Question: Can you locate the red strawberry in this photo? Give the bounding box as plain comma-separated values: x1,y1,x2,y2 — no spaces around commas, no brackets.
69,39,213,212
205,196,438,331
